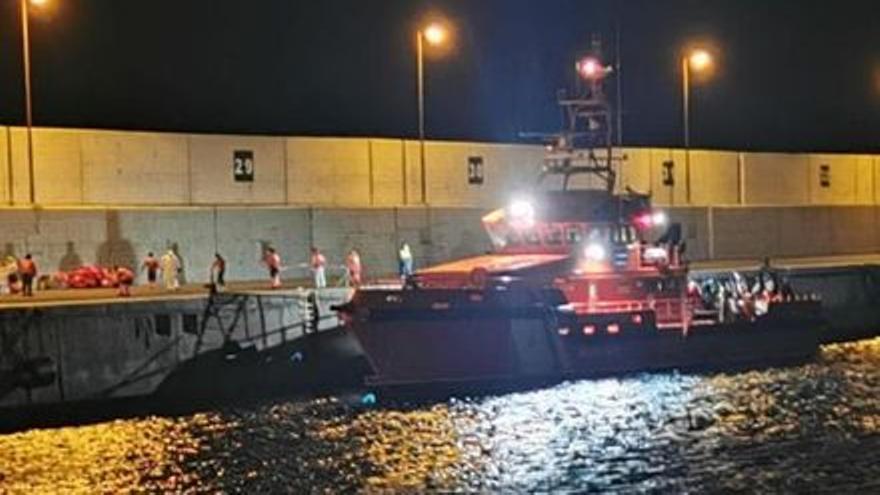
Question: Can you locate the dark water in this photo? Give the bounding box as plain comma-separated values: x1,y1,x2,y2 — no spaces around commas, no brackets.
1,339,879,494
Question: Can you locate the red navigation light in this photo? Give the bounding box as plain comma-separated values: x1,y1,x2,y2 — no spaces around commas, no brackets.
583,325,596,336
634,213,653,229
634,210,668,230
577,57,606,80
607,323,621,335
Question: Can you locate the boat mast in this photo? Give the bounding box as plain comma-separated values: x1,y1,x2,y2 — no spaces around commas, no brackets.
538,35,622,192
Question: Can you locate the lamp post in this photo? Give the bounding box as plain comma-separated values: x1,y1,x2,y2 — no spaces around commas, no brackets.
416,23,446,205
19,0,47,205
681,48,712,204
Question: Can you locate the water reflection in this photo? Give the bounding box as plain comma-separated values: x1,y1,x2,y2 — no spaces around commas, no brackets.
0,413,228,493
0,339,878,493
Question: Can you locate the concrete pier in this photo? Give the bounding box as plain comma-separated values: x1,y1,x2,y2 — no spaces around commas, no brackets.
0,287,354,410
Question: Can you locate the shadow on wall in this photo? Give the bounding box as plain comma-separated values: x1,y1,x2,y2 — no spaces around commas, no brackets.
58,241,83,272
451,229,486,260
2,243,16,260
258,240,273,256
95,210,136,269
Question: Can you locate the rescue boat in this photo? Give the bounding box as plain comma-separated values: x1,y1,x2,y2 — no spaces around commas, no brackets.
335,49,826,387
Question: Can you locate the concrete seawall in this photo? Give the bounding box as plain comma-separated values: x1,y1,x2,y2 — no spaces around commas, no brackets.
0,205,878,285
0,289,352,410
2,127,879,210
0,126,878,276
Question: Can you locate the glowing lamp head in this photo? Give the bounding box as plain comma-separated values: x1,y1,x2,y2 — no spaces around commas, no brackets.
634,211,667,230
423,24,447,46
577,57,605,80
688,49,713,72
652,211,668,226
584,243,606,262
508,200,536,228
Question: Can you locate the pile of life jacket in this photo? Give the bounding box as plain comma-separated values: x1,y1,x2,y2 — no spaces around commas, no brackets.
58,266,118,289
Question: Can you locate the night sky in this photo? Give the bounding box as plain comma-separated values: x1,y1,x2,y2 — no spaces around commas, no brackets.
0,0,878,152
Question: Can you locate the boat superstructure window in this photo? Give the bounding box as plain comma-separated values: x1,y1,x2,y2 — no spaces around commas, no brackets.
566,225,584,244
612,224,637,245
544,225,564,245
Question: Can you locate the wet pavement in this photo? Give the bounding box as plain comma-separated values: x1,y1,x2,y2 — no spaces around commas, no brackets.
1,338,878,493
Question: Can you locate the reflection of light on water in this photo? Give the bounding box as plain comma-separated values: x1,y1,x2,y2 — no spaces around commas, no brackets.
317,405,462,491
0,338,878,493
450,374,702,491
0,413,227,494
697,338,880,441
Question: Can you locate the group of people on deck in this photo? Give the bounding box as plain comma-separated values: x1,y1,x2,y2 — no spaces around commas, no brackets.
691,261,796,323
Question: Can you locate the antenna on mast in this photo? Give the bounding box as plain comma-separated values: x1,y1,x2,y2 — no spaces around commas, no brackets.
615,21,624,146
535,34,624,192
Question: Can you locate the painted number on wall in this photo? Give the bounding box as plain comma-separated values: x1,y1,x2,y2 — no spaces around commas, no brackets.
234,150,255,182
468,156,484,185
819,164,831,188
662,160,675,186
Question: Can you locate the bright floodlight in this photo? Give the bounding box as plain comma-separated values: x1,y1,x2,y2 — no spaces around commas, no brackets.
689,50,713,72
30,0,49,6
423,24,447,45
509,200,535,219
584,243,606,262
652,211,668,226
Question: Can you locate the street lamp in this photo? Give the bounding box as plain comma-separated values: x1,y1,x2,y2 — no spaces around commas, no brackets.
681,48,714,204
19,0,48,205
416,22,447,205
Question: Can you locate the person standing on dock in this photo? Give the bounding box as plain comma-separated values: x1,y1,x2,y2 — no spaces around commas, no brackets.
398,242,413,281
160,249,181,291
211,253,227,291
310,247,327,289
114,265,135,297
263,247,282,289
18,254,37,297
345,248,362,288
141,252,160,288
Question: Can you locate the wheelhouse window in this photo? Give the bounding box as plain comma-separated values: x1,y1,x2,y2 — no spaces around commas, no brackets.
612,224,637,245
565,225,584,244
525,229,542,245
543,225,564,246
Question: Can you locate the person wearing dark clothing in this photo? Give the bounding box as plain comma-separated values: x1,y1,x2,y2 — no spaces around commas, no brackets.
141,252,160,287
18,254,37,297
211,253,227,288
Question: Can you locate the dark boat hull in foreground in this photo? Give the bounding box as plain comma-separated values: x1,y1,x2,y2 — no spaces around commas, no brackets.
343,287,826,387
